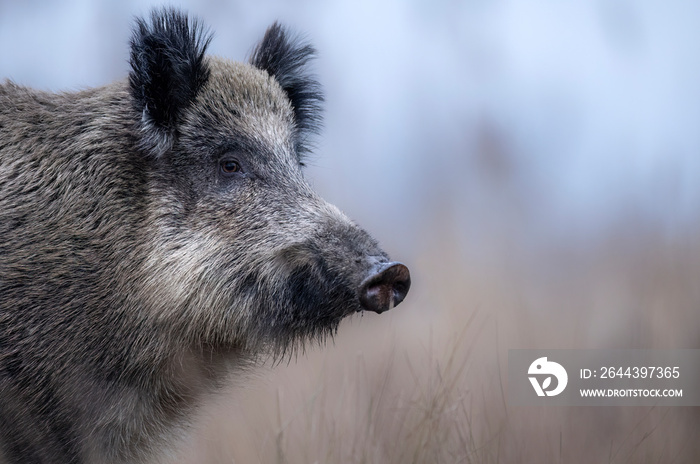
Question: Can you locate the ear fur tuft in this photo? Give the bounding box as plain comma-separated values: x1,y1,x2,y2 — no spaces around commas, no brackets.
129,7,212,156
250,23,324,160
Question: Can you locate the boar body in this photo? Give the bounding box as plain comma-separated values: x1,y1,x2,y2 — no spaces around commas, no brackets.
0,9,409,464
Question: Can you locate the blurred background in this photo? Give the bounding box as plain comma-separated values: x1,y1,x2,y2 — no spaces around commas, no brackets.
2,1,699,462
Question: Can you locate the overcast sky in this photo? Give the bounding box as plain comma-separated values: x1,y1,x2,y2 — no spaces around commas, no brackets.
2,0,698,251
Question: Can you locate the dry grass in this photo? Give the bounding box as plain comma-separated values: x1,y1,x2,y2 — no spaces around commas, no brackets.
175,219,700,463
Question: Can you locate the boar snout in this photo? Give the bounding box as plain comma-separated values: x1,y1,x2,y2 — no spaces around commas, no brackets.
358,262,411,314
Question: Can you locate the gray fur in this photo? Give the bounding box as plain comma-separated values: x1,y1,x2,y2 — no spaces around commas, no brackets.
0,10,407,464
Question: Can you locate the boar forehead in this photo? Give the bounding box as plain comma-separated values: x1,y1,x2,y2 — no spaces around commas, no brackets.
180,58,297,167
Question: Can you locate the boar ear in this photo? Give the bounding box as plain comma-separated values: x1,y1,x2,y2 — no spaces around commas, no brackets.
129,8,212,156
250,23,324,160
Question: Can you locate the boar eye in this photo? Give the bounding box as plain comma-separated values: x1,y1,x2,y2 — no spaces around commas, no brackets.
220,159,242,175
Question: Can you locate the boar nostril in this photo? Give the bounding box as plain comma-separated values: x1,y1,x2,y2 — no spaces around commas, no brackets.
358,262,411,314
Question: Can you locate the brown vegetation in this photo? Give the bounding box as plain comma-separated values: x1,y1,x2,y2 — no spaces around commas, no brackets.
179,217,700,463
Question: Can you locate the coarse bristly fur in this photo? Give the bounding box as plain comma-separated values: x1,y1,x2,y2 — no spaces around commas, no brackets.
0,7,409,464
250,22,324,162
129,8,213,157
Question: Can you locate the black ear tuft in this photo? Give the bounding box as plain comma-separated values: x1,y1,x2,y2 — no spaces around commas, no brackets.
250,23,324,160
129,8,212,156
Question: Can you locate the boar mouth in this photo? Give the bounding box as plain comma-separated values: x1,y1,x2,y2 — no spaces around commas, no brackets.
244,243,410,352
266,259,410,338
